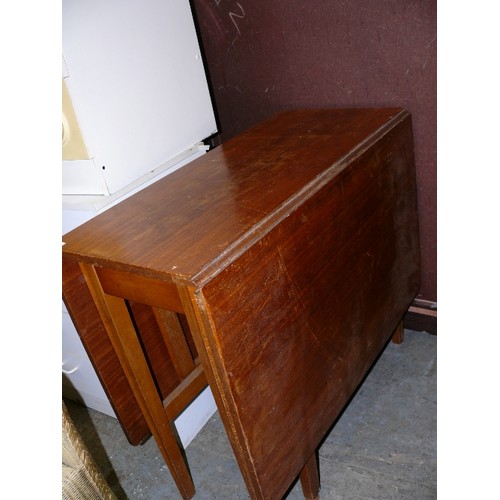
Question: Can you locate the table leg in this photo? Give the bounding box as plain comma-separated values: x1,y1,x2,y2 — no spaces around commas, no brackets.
391,320,405,344
299,451,320,499
80,264,196,499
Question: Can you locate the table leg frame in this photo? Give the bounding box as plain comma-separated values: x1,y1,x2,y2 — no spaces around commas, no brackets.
80,263,196,499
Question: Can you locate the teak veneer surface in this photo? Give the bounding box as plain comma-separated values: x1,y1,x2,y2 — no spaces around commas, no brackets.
62,109,420,499
62,258,150,445
62,108,407,286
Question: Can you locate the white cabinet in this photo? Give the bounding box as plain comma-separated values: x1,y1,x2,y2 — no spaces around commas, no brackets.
62,305,116,417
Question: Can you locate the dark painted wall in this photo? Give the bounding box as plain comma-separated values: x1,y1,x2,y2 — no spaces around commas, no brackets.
192,0,436,302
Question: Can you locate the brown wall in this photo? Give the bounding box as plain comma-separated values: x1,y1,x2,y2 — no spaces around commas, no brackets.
192,0,436,303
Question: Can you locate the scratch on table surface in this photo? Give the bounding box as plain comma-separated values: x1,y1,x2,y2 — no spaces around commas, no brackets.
276,245,324,351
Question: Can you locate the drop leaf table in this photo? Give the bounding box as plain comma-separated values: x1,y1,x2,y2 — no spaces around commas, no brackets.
62,108,420,499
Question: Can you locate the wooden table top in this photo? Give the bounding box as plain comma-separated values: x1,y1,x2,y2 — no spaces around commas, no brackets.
62,108,407,287
62,107,420,499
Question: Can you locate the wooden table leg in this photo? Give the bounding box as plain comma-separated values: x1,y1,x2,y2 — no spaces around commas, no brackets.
391,320,405,344
299,451,320,500
80,264,196,499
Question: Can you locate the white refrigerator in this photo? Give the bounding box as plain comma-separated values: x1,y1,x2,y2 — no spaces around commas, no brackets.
62,0,218,447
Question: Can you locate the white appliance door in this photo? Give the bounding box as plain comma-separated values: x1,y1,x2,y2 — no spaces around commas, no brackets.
62,0,217,195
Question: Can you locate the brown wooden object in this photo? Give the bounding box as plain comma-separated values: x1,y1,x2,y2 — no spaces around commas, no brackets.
62,258,150,445
62,109,420,499
391,320,405,344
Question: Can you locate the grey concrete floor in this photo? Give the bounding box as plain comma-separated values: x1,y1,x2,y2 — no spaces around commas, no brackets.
64,329,436,499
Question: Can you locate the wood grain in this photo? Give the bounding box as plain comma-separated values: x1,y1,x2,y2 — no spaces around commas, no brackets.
195,111,419,498
62,109,407,287
62,257,150,445
62,109,420,499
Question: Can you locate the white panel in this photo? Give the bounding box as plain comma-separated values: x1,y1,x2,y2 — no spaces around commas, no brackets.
62,351,115,416
62,54,70,78
62,311,88,358
175,387,217,448
62,0,217,195
62,158,108,195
